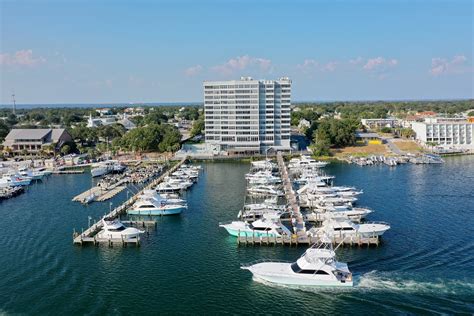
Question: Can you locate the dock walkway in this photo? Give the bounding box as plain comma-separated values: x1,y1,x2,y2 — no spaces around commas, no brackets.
237,234,380,247
73,157,188,245
276,152,306,236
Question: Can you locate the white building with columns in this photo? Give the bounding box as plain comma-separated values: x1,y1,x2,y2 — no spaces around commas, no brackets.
204,77,291,154
411,117,473,151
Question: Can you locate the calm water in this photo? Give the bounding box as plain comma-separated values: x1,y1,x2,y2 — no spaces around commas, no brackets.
0,158,473,315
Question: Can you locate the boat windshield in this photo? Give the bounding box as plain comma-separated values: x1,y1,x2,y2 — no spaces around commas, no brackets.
290,263,329,275
108,226,126,232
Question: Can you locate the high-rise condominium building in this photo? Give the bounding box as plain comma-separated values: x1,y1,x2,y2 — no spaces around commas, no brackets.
204,77,291,154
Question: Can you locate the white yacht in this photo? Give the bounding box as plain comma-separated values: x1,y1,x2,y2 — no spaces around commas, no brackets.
242,242,353,287
128,198,186,215
309,217,390,238
247,185,283,197
304,206,372,222
219,219,292,237
251,160,276,170
0,174,32,187
18,167,44,181
91,161,113,177
156,182,185,193
289,156,328,170
97,219,144,240
141,189,186,205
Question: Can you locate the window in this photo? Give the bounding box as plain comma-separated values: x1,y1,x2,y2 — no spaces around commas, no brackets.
290,263,329,275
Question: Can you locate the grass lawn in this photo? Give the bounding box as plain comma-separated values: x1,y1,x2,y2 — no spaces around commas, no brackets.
392,140,423,153
331,143,388,157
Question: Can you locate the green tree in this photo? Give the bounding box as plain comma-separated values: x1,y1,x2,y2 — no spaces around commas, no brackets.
190,118,204,137
60,145,71,155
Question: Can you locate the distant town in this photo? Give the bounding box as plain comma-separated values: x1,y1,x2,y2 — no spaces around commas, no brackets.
0,78,473,169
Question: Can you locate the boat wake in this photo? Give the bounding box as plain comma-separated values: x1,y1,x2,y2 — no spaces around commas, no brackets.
251,271,474,296
357,270,474,295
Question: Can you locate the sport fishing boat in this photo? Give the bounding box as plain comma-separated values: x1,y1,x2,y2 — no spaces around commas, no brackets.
128,198,186,215
219,219,292,237
97,218,144,240
308,217,390,238
241,241,353,287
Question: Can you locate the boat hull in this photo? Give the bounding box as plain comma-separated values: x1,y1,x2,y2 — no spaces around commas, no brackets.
127,206,185,216
221,225,278,237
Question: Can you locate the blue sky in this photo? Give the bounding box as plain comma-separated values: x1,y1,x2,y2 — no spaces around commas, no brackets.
0,0,472,104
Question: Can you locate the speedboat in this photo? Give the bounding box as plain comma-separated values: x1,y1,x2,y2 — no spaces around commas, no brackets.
241,242,353,287
308,217,390,238
219,219,292,237
128,198,186,215
97,218,144,240
81,192,96,204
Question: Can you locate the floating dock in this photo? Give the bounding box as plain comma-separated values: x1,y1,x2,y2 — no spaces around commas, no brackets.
72,180,127,203
73,158,188,246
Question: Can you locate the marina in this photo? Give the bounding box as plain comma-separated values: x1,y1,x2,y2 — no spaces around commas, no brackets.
0,157,472,314
73,158,199,246
221,153,390,249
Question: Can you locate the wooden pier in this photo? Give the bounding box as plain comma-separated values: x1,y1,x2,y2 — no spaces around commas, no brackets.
73,157,188,246
53,169,85,174
72,180,127,203
276,152,306,236
237,234,380,247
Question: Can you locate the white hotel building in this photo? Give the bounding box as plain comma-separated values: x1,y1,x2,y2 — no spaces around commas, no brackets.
411,118,473,151
204,77,291,154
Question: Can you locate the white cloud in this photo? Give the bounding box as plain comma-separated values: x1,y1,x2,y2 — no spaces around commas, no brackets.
184,64,203,77
322,61,338,72
0,49,46,66
363,57,398,70
360,57,398,79
349,57,364,65
430,55,470,76
297,59,338,73
211,55,272,75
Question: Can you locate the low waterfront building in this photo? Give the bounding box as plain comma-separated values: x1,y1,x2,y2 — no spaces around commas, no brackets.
2,128,73,155
411,118,473,151
204,77,291,155
355,132,384,145
361,118,400,130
